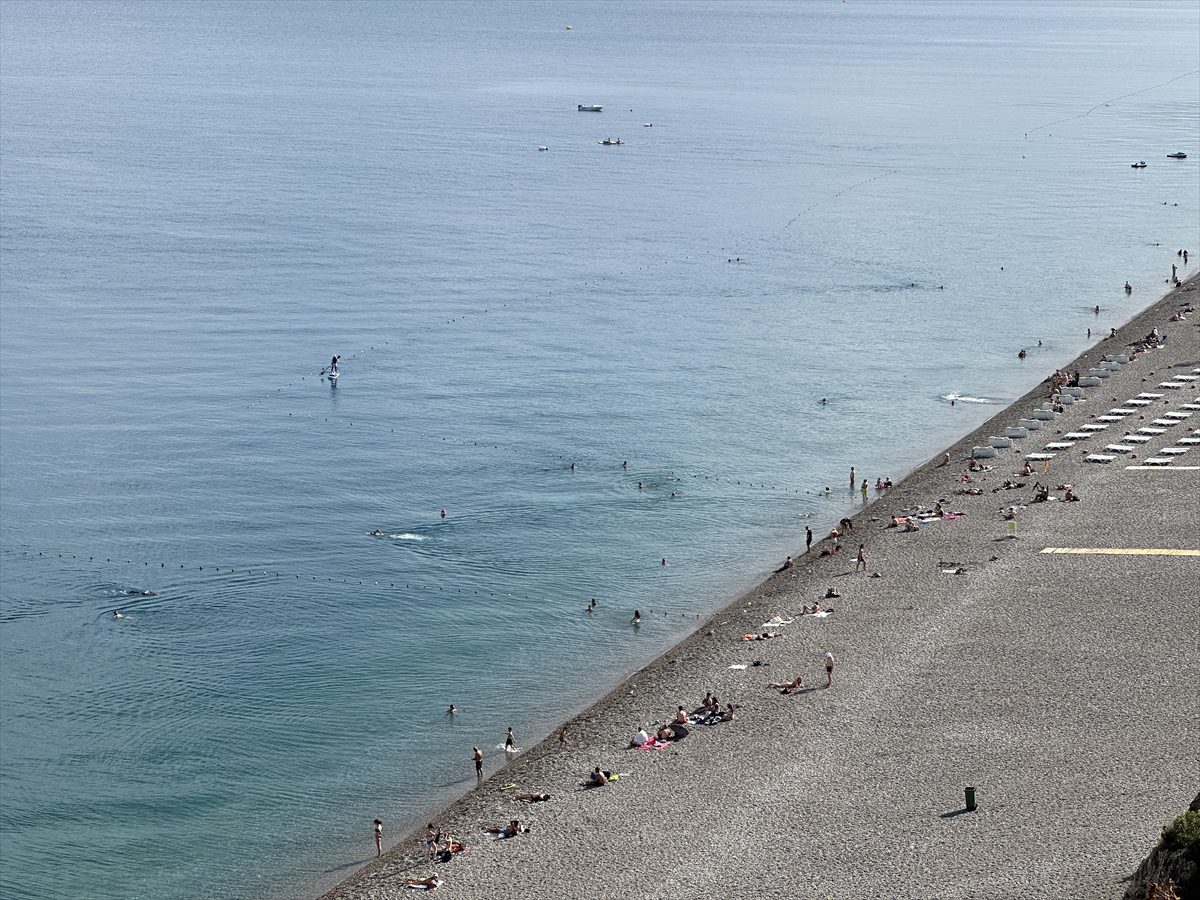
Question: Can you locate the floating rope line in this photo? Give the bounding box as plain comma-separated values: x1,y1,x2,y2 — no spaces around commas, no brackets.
1025,69,1200,138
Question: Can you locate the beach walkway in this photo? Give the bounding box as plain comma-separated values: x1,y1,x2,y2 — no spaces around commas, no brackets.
325,279,1199,900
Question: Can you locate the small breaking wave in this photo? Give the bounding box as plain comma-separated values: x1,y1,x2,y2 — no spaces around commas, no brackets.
389,533,428,541
942,393,996,404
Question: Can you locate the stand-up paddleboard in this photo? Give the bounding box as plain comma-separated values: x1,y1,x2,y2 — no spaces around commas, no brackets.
328,370,339,379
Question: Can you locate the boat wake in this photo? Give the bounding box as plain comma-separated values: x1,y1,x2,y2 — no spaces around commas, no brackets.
389,533,428,541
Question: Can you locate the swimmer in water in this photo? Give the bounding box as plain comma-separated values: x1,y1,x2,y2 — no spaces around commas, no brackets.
369,529,385,537
446,704,457,715
126,589,156,596
819,398,828,405
631,610,641,625
112,610,124,619
440,508,447,519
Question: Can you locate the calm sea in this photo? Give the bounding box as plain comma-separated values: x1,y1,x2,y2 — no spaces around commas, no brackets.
1,2,1197,897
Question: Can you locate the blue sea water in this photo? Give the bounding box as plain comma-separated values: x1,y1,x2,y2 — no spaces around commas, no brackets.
1,2,1197,897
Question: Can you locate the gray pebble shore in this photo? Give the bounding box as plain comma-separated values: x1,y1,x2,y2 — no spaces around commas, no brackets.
323,277,1200,900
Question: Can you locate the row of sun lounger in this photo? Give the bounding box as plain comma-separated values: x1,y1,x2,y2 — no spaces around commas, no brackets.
973,362,1200,469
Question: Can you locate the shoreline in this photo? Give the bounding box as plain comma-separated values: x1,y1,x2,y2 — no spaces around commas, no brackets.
323,274,1199,899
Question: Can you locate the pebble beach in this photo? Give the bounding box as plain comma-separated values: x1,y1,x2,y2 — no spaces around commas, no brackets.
326,277,1200,900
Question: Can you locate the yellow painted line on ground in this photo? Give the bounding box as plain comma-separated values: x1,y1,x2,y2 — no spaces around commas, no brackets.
1041,547,1200,556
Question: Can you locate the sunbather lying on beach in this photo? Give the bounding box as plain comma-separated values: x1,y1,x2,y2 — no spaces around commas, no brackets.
656,726,675,742
955,487,983,496
514,792,551,803
768,676,803,694
584,767,613,787
484,819,529,838
403,875,444,891
824,586,840,598
744,631,783,641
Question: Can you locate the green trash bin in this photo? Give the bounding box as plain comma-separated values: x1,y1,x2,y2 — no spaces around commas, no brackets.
965,786,976,810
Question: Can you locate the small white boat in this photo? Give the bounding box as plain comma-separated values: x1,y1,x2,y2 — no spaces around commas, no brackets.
1167,151,1187,159
643,122,653,127
537,146,548,151
598,137,622,145
577,104,603,112
1131,161,1147,168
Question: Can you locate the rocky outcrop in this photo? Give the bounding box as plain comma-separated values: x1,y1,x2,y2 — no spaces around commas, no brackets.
1124,794,1200,900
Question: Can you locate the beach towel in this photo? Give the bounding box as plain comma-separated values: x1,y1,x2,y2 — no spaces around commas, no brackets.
760,616,795,628
945,513,966,520
808,610,832,618
635,739,671,751
728,664,748,670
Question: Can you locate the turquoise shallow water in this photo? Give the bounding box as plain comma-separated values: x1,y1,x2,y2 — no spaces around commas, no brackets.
1,2,1198,897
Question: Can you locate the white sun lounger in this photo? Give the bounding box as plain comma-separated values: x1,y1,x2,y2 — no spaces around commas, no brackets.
1080,423,1108,432
1141,457,1173,466
1126,399,1154,406
1044,442,1075,450
1063,431,1092,440
1180,404,1200,411
1108,408,1137,415
1123,435,1152,444
1104,444,1134,452
1151,419,1179,427
1159,382,1186,389
1085,454,1117,463
1162,412,1192,420
1177,437,1200,445
1137,393,1164,399
1025,453,1056,461
1159,447,1189,455
1175,374,1199,381
1097,415,1127,423
1137,427,1167,435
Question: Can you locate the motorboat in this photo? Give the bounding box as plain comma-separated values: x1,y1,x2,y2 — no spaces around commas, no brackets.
1167,151,1187,159
577,104,603,112
538,146,548,151
598,137,622,145
1131,161,1147,168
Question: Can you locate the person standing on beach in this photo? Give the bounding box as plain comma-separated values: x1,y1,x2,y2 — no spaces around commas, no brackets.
505,727,516,752
374,818,383,857
806,527,813,553
473,746,483,779
824,652,835,687
856,544,867,572
558,726,568,748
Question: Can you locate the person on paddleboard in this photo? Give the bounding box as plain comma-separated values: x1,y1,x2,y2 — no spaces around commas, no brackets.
329,355,340,374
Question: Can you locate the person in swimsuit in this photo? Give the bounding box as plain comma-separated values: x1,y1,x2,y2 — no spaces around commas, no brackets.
505,727,516,752
856,544,867,572
473,746,483,778
768,676,803,694
330,355,340,374
631,610,641,625
825,651,836,687
374,818,383,857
